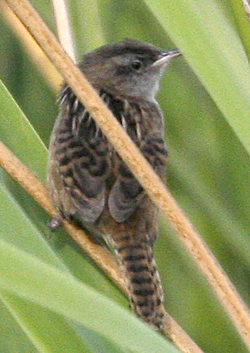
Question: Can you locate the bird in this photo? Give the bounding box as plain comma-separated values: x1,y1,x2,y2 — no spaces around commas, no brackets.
47,38,181,329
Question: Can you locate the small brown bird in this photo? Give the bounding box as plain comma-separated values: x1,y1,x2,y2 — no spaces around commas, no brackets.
47,39,180,328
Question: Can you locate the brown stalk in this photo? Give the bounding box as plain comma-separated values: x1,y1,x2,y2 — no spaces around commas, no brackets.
0,1,203,352
0,2,62,91
0,140,203,353
2,0,250,351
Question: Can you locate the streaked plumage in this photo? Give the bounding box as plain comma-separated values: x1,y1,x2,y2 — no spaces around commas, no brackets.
47,39,180,328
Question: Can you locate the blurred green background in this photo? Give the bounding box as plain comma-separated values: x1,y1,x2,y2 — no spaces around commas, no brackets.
0,0,250,352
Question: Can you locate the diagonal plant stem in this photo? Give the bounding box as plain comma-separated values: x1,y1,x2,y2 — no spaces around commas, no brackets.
0,4,203,353
3,0,250,351
0,140,204,353
0,2,61,90
51,0,76,61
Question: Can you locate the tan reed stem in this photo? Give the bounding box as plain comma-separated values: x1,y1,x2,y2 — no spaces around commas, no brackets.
0,139,204,353
3,0,250,351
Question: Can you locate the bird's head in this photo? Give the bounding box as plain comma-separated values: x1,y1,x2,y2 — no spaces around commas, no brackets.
79,38,181,101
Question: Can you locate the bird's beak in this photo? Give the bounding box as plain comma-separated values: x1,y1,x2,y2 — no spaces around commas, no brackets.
152,49,181,67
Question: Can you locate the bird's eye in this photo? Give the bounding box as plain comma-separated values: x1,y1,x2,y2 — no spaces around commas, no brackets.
131,60,142,71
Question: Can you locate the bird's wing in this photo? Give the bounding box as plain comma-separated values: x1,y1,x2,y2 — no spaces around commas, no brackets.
108,162,144,223
55,86,110,222
108,101,168,223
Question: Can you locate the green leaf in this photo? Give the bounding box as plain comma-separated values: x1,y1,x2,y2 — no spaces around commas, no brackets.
144,0,250,155
0,78,127,351
0,292,92,353
0,298,37,353
1,1,250,351
0,80,47,181
231,0,250,58
0,239,180,353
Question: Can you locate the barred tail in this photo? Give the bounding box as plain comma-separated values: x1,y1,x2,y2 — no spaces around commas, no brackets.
110,232,165,328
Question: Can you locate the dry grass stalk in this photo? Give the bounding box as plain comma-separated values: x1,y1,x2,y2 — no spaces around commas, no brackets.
3,0,250,351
